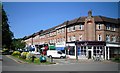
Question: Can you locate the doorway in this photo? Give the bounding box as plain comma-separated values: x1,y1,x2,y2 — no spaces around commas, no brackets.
88,51,91,59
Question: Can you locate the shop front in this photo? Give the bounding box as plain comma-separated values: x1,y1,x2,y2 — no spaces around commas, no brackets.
66,41,106,60
55,42,66,53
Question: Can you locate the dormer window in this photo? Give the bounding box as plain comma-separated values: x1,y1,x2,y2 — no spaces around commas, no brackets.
80,24,83,30
112,25,115,31
106,24,110,30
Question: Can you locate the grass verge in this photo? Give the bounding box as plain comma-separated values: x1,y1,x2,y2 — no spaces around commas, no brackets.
12,55,55,65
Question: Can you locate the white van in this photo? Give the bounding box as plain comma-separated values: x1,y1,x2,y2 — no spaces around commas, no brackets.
47,50,66,58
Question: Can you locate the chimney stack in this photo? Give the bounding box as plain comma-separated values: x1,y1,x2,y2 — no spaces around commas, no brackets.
88,10,92,17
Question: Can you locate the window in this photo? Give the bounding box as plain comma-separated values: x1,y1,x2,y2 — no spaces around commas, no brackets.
79,46,86,56
62,28,65,33
98,23,101,30
106,35,110,42
112,36,116,42
71,35,76,41
93,47,103,56
73,26,75,31
106,24,110,30
79,35,82,41
112,25,116,31
98,35,102,41
80,24,83,30
57,51,62,54
67,27,71,32
68,36,71,42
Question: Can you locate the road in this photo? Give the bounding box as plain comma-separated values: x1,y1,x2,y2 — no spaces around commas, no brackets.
2,55,119,71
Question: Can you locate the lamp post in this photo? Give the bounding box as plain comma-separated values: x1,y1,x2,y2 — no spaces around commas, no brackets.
76,40,79,61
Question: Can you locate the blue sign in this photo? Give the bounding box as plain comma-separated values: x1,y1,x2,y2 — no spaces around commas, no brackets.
56,47,64,50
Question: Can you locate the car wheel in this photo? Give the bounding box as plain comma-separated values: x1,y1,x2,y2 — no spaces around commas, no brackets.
49,55,52,58
60,56,64,59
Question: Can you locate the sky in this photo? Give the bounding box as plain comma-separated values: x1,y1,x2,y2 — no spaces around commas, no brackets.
3,2,119,39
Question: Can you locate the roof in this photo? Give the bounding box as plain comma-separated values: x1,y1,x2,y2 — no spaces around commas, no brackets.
94,16,118,24
23,15,118,40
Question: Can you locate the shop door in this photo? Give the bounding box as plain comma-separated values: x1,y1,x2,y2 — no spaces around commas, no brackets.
88,51,91,59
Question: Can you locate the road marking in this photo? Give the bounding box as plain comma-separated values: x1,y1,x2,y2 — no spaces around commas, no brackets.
5,55,22,64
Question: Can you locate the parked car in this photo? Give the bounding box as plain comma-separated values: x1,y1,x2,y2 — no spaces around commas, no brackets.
47,50,66,59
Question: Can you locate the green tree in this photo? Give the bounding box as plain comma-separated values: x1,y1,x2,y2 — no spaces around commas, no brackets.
2,6,14,49
0,3,2,48
12,38,26,51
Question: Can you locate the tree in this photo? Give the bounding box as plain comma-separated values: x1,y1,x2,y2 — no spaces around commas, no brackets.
12,38,26,51
0,3,2,48
2,5,14,49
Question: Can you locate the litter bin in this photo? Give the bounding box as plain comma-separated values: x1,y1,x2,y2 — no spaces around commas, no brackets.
40,55,46,63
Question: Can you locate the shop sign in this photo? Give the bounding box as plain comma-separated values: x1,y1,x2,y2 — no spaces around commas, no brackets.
56,42,66,47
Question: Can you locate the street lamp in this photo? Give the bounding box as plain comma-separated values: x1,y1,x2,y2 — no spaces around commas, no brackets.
76,40,79,61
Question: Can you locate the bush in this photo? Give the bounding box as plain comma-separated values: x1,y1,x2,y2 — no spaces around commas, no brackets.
21,52,29,59
2,48,8,52
26,52,34,60
34,58,40,63
12,51,21,56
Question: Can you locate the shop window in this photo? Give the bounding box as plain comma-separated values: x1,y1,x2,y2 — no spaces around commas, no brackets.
93,46,103,56
79,46,86,56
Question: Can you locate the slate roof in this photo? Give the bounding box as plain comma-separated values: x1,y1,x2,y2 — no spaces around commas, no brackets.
23,15,119,40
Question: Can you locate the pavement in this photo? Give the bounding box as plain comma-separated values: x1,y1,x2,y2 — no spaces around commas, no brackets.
4,55,118,65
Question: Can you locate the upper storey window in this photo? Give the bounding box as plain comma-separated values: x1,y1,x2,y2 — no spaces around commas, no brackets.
67,27,71,32
106,24,110,30
106,35,110,42
79,24,83,30
98,35,102,41
112,36,116,42
98,23,101,30
112,25,116,31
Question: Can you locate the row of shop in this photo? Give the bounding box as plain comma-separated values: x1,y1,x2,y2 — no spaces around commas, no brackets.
26,41,120,60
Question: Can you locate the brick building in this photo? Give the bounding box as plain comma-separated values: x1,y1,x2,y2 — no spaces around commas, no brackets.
23,11,120,60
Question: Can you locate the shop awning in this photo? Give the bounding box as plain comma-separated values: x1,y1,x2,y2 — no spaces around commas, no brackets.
49,45,55,50
56,47,64,50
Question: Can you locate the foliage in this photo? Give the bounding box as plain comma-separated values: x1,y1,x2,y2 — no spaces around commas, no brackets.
2,6,14,49
12,38,26,50
12,51,21,56
2,48,8,52
26,52,34,60
111,57,120,63
34,58,40,64
21,52,28,59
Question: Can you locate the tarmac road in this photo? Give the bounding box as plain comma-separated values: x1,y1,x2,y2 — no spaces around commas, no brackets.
2,55,119,71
